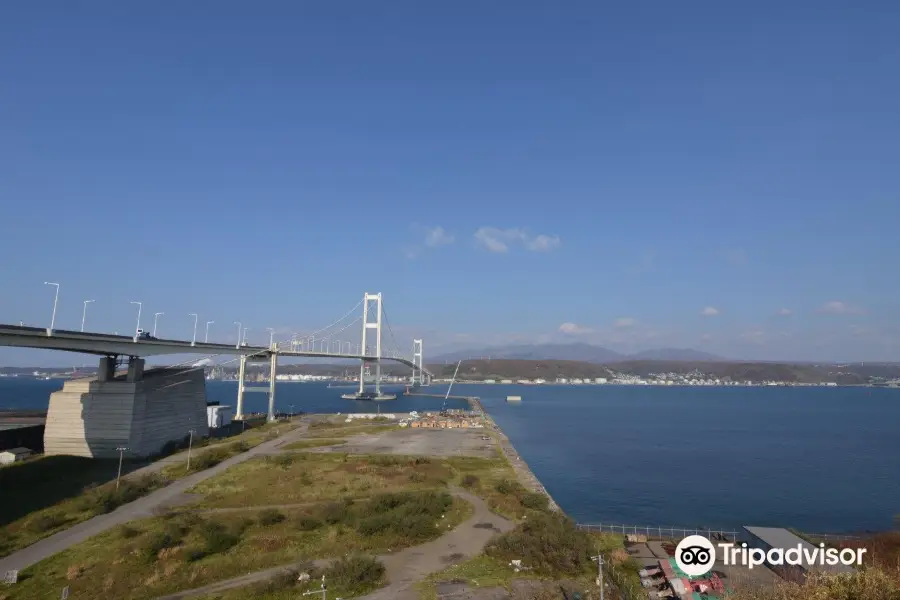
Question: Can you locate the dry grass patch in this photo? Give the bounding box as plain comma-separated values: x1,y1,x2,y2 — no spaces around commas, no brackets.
283,438,346,450
190,452,453,509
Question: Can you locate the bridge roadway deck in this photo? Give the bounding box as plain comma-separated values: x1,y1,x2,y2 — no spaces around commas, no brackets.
0,324,426,373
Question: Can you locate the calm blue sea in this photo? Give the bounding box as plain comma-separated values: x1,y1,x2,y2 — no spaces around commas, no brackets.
2,378,897,533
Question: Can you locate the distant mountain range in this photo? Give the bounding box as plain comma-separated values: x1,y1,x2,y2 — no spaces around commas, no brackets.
431,343,724,364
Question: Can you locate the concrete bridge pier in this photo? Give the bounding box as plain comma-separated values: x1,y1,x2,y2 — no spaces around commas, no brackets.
44,354,208,458
235,354,247,420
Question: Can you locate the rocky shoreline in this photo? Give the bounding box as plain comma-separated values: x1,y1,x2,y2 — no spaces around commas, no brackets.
467,396,561,513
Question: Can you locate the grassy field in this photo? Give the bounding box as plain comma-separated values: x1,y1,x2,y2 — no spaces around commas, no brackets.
0,437,267,558
189,451,456,508
196,555,387,600
303,419,399,438
282,438,346,450
7,450,475,600
417,519,640,600
443,454,553,521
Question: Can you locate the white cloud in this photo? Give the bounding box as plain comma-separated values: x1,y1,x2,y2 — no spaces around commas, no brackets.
700,333,713,342
701,306,720,317
819,300,863,315
424,226,454,248
614,317,636,328
474,227,513,253
474,227,560,253
558,322,593,335
777,308,792,316
525,234,561,252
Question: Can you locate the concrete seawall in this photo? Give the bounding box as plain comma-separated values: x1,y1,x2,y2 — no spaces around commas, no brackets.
467,396,561,513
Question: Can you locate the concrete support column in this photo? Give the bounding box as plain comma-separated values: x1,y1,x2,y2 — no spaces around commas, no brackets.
358,360,366,395
267,353,278,422
126,357,144,382
236,355,246,419
375,360,382,395
98,356,116,382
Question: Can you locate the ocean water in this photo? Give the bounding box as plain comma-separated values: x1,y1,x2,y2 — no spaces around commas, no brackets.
2,378,897,533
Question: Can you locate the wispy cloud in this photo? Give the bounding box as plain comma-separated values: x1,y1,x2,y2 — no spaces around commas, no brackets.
701,306,720,317
614,317,637,328
474,227,561,253
777,308,792,316
424,226,454,248
525,234,561,252
558,322,593,335
406,224,455,258
819,300,864,315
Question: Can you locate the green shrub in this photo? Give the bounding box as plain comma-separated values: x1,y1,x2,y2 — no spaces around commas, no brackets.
520,491,549,511
299,471,312,485
296,517,323,531
142,528,183,560
461,474,480,489
184,548,208,562
27,511,68,533
324,554,385,595
199,521,240,554
191,447,230,471
118,524,140,539
270,454,294,468
495,479,519,495
356,491,452,541
82,473,170,516
321,502,350,525
408,471,426,483
258,508,286,526
487,513,594,576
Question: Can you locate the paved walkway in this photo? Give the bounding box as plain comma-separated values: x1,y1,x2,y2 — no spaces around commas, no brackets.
0,423,310,574
156,488,513,600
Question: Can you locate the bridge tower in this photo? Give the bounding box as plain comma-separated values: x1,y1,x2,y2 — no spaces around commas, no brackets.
412,339,423,385
358,292,382,396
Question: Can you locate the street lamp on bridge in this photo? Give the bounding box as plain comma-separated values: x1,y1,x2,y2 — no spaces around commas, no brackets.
152,312,164,337
81,299,94,332
233,321,241,349
189,313,198,346
44,282,60,335
130,301,142,340
205,321,214,343
266,327,275,348
242,327,250,346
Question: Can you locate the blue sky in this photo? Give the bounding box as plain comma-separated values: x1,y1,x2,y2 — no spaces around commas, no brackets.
1,1,898,366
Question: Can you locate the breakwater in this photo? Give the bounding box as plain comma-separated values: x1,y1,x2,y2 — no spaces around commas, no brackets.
467,396,561,513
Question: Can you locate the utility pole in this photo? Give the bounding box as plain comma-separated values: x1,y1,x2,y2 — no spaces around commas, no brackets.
115,446,128,489
186,429,196,471
289,404,294,421
205,320,214,343
591,554,605,600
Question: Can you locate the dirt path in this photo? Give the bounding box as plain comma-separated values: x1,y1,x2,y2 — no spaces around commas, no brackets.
155,488,513,600
0,423,311,574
